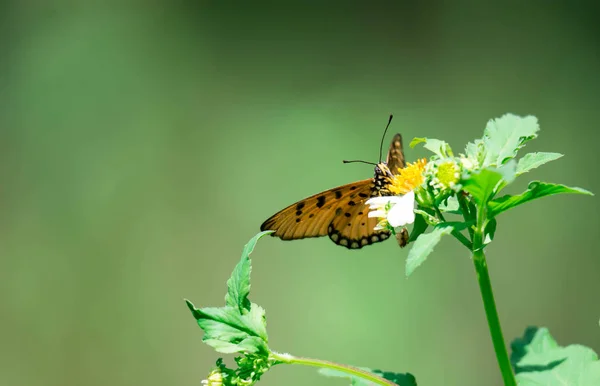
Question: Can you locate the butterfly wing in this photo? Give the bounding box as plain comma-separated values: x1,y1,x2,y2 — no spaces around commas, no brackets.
386,133,405,171
260,179,391,249
260,132,406,249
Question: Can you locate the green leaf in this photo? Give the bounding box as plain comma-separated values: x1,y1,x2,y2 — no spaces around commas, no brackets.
483,218,497,245
203,336,268,355
511,327,600,385
319,367,417,386
489,181,593,218
462,168,504,205
516,152,563,176
409,137,427,148
405,225,453,277
408,212,428,243
439,196,460,213
410,137,453,158
465,138,486,168
185,300,269,354
482,114,540,167
226,231,273,313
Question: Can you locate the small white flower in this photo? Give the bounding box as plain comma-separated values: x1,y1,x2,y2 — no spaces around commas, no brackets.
366,190,416,229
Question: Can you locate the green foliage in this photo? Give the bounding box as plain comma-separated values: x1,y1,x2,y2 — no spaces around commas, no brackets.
481,113,539,167
483,218,496,245
410,137,454,158
186,232,275,385
465,138,486,167
319,368,417,386
489,181,593,218
406,225,453,277
407,212,429,243
185,303,269,353
439,196,460,213
225,231,272,313
462,168,505,205
516,152,563,176
511,327,600,385
187,232,412,385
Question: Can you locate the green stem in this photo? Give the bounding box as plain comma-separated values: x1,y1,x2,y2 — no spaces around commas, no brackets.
472,206,516,386
271,352,396,386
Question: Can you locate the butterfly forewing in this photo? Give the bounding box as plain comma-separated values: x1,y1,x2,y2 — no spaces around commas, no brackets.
260,179,381,243
386,133,405,171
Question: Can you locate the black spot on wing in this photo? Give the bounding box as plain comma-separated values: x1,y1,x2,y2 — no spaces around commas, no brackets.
316,196,326,208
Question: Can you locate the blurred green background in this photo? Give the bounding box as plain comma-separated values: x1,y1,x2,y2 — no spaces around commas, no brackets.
1,2,599,385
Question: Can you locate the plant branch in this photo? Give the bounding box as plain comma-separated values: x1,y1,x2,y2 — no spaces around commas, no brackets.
271,352,397,386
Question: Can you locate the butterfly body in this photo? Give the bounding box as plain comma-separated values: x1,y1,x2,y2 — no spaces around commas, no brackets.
260,133,406,249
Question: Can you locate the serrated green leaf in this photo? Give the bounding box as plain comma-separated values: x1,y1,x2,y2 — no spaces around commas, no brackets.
185,300,268,354
408,212,428,243
482,114,540,167
462,168,504,205
410,137,453,158
511,327,600,385
226,231,273,313
489,181,593,218
319,367,417,386
516,152,563,176
406,225,453,277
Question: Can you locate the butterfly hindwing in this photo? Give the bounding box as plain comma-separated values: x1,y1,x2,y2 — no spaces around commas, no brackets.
327,190,391,249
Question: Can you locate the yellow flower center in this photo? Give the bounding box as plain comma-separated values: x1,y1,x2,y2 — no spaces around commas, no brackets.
437,161,460,188
388,158,427,195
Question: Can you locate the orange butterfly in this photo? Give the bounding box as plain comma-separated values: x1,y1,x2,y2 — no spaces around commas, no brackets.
260,116,410,249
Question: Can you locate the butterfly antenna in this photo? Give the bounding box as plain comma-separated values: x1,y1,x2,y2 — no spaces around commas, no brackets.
343,159,377,166
378,114,394,163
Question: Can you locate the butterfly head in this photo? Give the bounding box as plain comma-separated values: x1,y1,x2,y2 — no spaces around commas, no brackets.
375,162,394,179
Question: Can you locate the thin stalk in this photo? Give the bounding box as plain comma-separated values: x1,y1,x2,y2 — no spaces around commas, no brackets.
471,206,516,386
271,352,396,386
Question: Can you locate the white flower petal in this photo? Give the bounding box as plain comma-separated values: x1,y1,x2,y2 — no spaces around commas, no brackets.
368,209,386,218
365,196,402,207
387,191,416,227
